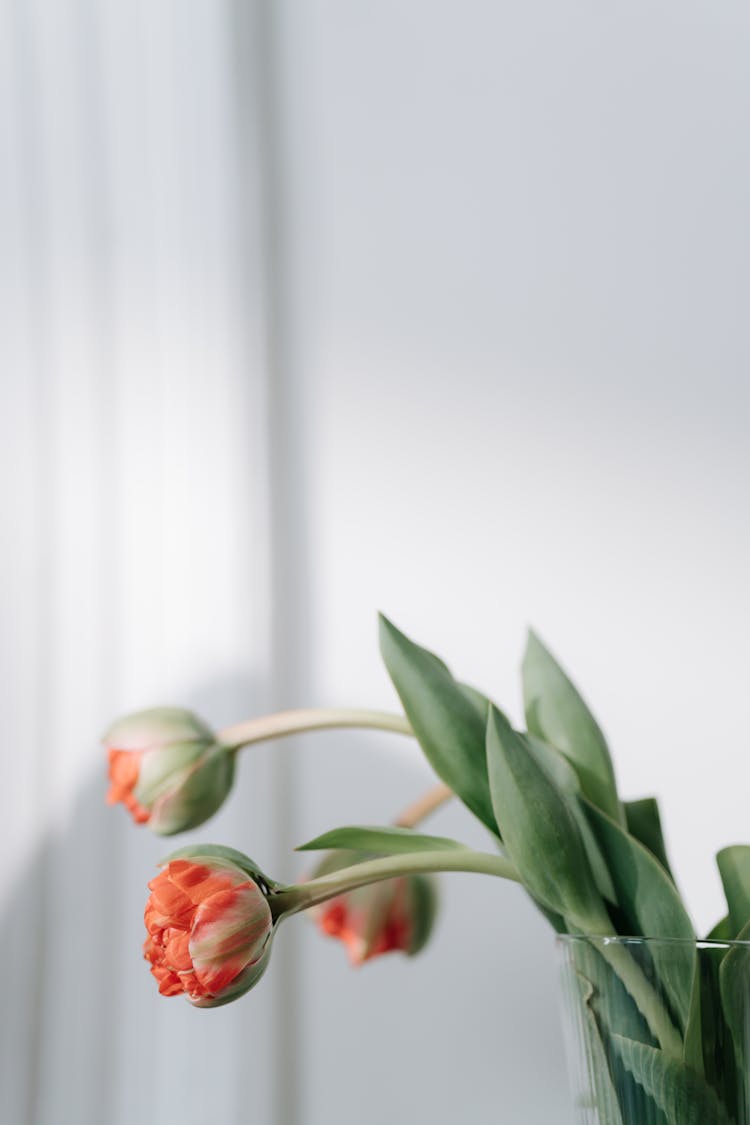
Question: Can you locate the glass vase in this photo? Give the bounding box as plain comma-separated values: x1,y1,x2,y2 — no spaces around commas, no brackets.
557,935,750,1125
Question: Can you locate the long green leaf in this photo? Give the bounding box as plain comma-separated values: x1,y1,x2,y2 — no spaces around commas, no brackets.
685,944,744,1120
536,903,568,934
719,919,750,1081
524,734,617,904
720,947,750,1125
584,803,695,1033
574,971,625,1125
297,825,469,855
486,705,608,930
611,1036,734,1125
717,846,750,936
624,798,675,881
707,915,733,940
571,946,669,1125
682,963,704,1075
379,615,496,833
522,631,623,824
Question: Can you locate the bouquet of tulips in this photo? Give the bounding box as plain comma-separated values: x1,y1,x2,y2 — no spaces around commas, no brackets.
106,616,750,1123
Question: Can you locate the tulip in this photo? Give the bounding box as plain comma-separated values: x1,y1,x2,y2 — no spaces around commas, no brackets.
144,852,273,1007
104,706,234,835
308,851,438,965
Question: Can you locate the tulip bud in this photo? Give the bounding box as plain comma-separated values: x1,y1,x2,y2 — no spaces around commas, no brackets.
144,851,273,1007
104,706,234,835
308,851,438,965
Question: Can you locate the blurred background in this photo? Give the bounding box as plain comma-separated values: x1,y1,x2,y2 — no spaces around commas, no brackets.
3,1,750,1122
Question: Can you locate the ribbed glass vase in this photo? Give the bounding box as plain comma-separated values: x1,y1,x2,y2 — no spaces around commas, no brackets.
557,935,750,1125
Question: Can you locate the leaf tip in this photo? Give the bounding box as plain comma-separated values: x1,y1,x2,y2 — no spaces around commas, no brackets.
485,702,517,748
377,611,400,648
523,627,548,661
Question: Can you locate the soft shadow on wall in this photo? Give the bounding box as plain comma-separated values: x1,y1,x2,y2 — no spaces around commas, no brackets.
1,692,575,1125
1,674,281,1125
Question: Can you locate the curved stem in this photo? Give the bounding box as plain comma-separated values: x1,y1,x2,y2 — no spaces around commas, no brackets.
269,849,519,920
394,783,453,829
602,941,682,1057
218,708,412,751
584,935,683,1059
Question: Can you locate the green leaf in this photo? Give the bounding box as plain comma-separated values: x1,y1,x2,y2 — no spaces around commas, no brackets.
535,903,569,934
524,734,617,905
573,971,625,1125
686,944,743,1120
583,802,695,1033
569,945,669,1124
611,1036,734,1125
720,938,750,1125
522,631,623,824
719,918,750,1065
717,846,750,936
707,915,733,941
379,615,496,833
296,825,470,855
682,963,705,1075
486,705,608,930
625,798,675,881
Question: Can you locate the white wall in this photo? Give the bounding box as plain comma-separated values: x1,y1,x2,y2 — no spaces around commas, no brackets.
3,2,750,1123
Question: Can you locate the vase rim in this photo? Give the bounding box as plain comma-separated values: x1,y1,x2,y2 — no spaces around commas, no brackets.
557,933,750,948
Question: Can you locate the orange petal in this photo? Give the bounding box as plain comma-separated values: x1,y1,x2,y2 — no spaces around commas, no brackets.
106,749,141,803
167,861,212,892
163,929,192,973
155,967,184,996
319,900,347,937
190,885,271,996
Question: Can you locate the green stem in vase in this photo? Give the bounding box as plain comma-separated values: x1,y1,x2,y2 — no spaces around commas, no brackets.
587,936,683,1060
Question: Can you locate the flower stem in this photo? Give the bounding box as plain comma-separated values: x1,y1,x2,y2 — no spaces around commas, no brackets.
268,849,520,921
584,934,683,1058
394,783,453,829
606,941,683,1057
218,708,412,752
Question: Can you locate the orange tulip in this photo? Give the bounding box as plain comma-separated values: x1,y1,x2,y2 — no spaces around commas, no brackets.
144,854,273,1007
104,707,234,835
309,852,437,965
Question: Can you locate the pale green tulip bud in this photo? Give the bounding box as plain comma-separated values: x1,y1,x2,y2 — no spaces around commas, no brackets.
104,706,234,835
